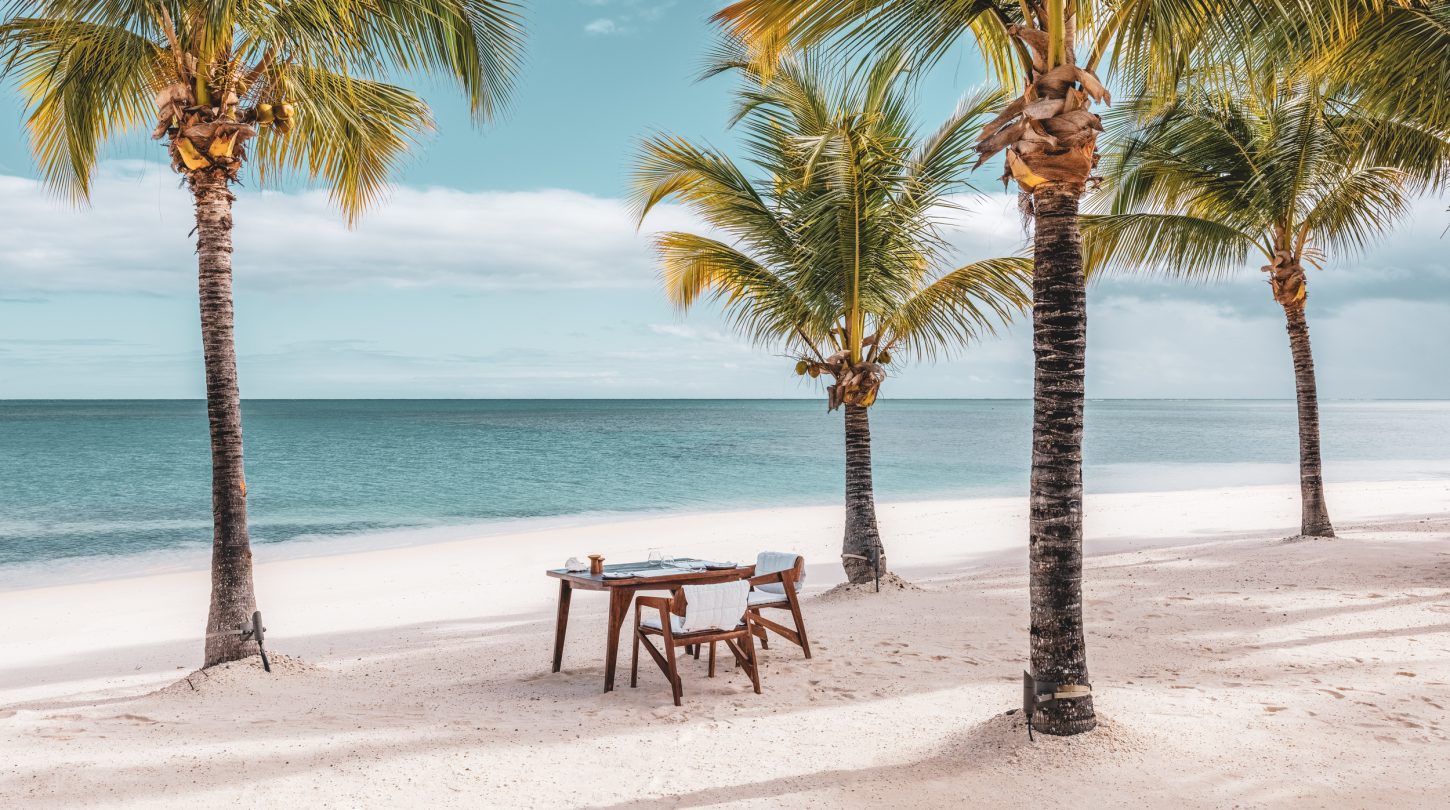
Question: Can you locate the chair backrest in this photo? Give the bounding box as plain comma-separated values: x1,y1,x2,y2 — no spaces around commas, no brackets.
755,551,805,594
679,580,750,633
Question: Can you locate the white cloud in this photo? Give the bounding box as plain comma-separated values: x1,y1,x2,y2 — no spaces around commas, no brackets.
583,18,621,35
0,161,699,295
3,164,1447,399
0,167,1034,300
579,0,677,36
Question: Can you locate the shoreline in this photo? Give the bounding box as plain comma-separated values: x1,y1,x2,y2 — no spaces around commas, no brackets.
4,466,1448,592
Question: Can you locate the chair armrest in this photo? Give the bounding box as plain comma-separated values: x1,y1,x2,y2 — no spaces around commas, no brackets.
634,594,673,630
748,571,785,588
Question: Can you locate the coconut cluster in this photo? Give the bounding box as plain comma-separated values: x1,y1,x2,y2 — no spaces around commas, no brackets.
796,352,888,411
151,58,294,178
975,22,1111,192
1262,250,1308,308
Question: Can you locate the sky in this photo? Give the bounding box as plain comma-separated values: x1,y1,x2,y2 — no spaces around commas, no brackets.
1,1,1447,400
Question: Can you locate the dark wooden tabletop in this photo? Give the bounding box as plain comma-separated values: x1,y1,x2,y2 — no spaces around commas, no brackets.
546,558,753,590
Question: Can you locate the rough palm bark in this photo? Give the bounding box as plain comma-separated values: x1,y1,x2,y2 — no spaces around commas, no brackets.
1283,304,1335,537
841,402,885,584
1027,183,1096,736
193,168,261,667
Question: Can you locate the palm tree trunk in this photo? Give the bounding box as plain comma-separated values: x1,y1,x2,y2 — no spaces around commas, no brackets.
1283,304,1335,537
841,403,885,584
1027,184,1096,736
192,169,260,667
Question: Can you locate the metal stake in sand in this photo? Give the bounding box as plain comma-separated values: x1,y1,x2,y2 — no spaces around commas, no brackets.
240,610,271,673
842,550,882,592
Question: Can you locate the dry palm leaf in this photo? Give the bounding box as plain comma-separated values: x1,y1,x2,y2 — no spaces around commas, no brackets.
975,26,1112,192
1262,251,1307,307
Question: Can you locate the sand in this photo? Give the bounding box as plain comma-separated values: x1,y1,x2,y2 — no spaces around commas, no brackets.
1,479,1447,808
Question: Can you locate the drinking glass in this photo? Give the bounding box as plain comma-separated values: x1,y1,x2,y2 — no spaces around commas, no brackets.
647,548,662,567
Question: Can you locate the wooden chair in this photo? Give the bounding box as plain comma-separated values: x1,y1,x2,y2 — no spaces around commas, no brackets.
746,551,811,658
631,580,761,706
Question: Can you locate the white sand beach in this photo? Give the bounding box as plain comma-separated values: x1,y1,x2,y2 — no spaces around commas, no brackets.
2,479,1448,808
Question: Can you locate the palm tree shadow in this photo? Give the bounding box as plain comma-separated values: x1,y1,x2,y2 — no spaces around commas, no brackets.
581,710,1147,809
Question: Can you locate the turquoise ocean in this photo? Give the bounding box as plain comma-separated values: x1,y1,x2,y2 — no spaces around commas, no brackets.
2,399,1448,588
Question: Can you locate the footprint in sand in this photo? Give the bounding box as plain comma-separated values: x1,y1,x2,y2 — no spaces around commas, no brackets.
1263,706,1288,713
109,714,157,725
36,724,87,740
1396,672,1417,678
1320,689,1346,699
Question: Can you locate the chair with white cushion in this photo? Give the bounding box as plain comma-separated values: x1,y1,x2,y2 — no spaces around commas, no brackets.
746,551,811,658
630,579,761,705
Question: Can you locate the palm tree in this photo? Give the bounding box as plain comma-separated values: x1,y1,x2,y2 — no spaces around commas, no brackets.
631,46,1032,585
0,1,524,667
1084,77,1450,537
709,0,1391,737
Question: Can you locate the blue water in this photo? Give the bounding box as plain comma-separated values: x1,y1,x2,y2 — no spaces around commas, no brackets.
2,399,1448,585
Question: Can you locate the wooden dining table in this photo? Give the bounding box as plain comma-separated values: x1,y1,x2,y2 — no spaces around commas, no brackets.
547,558,754,692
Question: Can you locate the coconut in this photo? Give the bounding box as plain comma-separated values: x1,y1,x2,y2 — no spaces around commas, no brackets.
794,360,809,376
256,103,274,124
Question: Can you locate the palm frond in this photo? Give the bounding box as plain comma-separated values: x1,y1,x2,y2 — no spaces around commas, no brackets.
655,231,812,348
712,0,1013,82
630,133,795,264
0,15,162,200
908,85,1007,193
251,65,433,224
1081,212,1257,281
1320,2,1450,132
880,256,1032,360
1300,165,1412,256
339,0,525,122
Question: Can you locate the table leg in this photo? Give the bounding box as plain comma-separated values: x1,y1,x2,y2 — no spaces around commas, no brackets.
603,588,632,692
552,580,572,672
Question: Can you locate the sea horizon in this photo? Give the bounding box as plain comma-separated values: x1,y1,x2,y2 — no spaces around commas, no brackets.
5,397,1449,402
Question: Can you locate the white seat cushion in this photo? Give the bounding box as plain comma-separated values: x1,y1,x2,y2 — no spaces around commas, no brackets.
641,613,745,634
640,613,686,634
755,551,805,595
748,590,788,606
